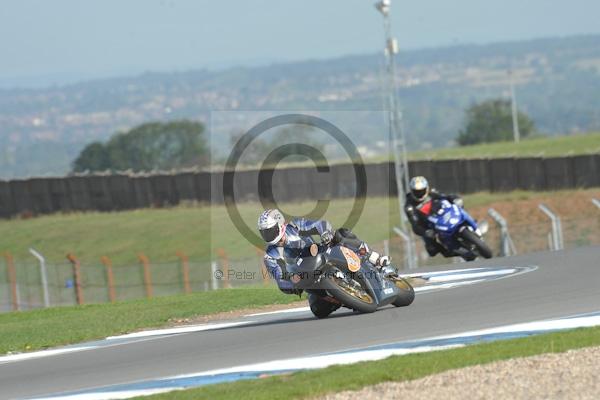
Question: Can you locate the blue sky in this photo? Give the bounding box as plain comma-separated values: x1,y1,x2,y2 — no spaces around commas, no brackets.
1,0,599,87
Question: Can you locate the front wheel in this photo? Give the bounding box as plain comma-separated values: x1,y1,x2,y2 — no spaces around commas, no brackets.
321,270,377,313
460,228,493,259
390,277,415,307
308,293,340,319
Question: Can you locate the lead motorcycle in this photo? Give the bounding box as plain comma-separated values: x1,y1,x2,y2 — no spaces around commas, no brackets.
286,242,415,318
427,199,493,261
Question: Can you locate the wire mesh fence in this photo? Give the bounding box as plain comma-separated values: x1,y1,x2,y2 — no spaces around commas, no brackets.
0,253,271,312
385,215,600,268
1,214,598,313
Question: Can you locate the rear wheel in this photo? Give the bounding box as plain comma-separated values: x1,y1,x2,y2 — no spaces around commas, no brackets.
461,228,493,259
390,277,415,307
321,269,377,313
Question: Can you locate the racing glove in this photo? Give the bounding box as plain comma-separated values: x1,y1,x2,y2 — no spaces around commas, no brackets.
424,229,436,240
320,230,334,245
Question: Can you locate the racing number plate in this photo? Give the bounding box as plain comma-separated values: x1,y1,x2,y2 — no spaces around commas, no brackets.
340,246,361,272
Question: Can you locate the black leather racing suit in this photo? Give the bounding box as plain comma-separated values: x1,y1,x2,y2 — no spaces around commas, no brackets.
404,189,462,257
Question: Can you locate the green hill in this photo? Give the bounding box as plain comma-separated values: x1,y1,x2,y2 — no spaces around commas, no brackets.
409,132,600,160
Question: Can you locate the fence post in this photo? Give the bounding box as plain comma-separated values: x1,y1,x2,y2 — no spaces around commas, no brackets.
256,248,269,286
66,253,84,305
138,253,153,298
393,227,418,269
29,248,50,307
4,252,19,311
383,240,389,259
100,256,116,303
216,248,230,288
538,204,564,251
176,251,192,294
488,208,517,256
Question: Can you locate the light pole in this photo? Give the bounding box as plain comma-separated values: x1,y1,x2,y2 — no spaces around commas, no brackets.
374,0,417,269
508,68,521,143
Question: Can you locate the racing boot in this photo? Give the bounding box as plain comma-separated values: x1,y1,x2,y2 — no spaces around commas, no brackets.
453,246,477,261
368,251,397,277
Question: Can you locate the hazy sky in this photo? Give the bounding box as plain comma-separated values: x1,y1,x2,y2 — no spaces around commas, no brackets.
1,0,599,87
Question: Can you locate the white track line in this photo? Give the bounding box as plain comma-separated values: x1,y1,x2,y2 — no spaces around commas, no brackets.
105,321,251,340
245,307,311,317
1,266,533,365
33,311,600,400
0,321,251,365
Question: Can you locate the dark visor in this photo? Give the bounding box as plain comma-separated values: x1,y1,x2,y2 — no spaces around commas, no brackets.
413,188,427,199
260,225,280,242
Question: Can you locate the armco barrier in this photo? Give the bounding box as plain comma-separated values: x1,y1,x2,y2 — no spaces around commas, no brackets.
489,158,518,192
516,158,545,190
0,155,598,218
459,159,490,193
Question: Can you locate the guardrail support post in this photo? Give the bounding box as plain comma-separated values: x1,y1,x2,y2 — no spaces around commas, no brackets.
176,251,192,294
66,253,84,305
100,256,117,303
210,261,219,290
538,204,564,251
4,252,19,311
393,227,418,269
138,253,153,298
487,208,517,256
29,248,50,307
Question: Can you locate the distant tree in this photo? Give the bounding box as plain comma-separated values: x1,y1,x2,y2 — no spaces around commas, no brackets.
228,131,270,166
72,142,110,172
72,120,208,173
268,126,325,164
228,125,324,167
457,99,535,146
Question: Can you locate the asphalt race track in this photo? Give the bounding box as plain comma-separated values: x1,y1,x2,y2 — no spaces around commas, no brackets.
1,246,599,399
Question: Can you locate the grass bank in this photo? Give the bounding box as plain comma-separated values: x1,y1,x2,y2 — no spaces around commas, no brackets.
2,189,599,267
0,287,302,354
409,132,600,160
143,325,600,400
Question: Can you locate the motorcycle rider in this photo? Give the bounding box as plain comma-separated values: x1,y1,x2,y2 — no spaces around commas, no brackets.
404,176,464,257
258,209,392,317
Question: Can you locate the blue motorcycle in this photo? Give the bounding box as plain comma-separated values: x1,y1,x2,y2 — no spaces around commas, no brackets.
427,199,493,261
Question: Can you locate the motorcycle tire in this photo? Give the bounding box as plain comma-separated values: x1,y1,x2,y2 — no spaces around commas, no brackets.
461,228,493,259
390,277,415,307
308,293,340,319
321,270,377,313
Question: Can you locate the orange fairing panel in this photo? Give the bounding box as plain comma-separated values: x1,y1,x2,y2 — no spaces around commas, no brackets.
340,246,361,272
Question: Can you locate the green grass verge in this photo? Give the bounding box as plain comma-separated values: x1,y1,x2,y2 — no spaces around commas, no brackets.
3,189,596,267
408,132,600,160
0,197,397,266
141,325,600,400
0,287,302,354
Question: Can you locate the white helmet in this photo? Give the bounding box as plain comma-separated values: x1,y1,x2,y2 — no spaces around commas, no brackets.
409,176,430,201
258,209,286,245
